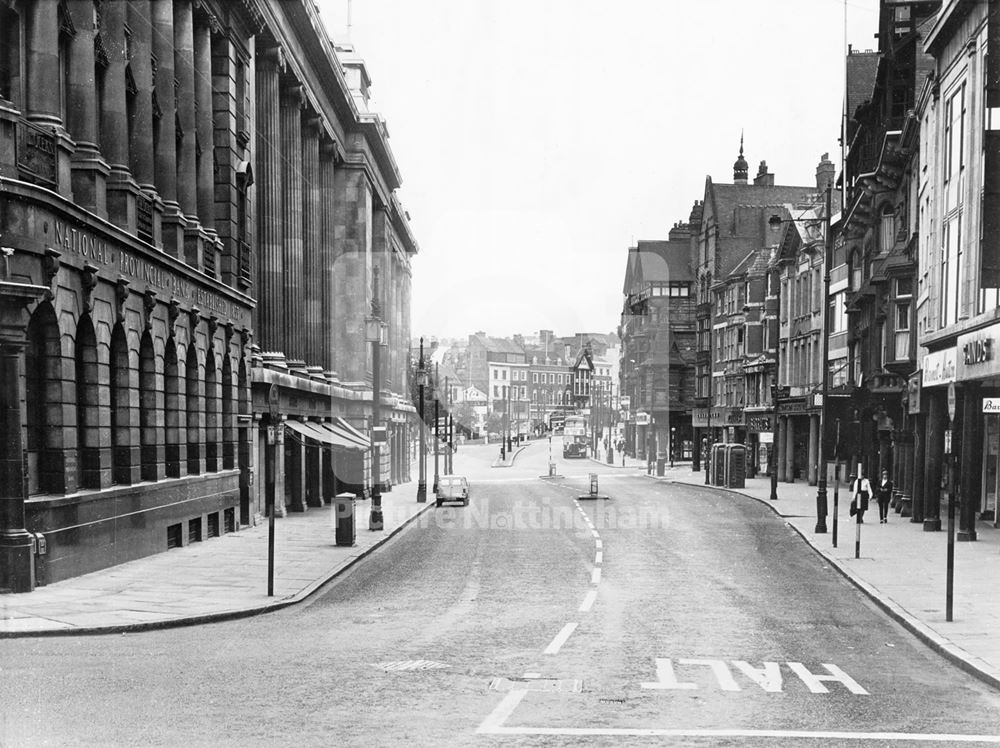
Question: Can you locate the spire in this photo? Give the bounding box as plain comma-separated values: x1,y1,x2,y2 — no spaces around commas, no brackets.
733,131,749,184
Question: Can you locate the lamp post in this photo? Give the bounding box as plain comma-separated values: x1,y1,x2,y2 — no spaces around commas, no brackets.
365,316,387,531
416,338,427,503
500,383,506,462
445,375,452,475
433,362,440,494
770,263,781,503
813,185,833,534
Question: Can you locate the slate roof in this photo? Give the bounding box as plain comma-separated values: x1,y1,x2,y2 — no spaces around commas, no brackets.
846,49,879,141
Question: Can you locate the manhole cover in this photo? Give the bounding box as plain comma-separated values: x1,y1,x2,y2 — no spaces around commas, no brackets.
489,677,582,693
372,660,449,671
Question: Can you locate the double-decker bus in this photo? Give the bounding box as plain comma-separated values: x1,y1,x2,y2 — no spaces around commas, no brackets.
562,414,589,458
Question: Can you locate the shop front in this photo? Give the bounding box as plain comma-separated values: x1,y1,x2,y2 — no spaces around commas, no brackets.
745,411,774,479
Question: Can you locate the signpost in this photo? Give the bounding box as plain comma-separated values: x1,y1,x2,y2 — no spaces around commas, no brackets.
946,382,957,622
266,383,279,597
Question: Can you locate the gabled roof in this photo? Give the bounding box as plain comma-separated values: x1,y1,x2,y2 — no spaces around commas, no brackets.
846,49,879,140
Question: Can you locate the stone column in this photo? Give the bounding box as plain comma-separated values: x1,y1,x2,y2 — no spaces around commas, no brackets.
254,48,283,352
280,83,305,362
25,0,60,128
302,116,322,366
320,140,337,374
128,0,162,246
332,167,371,381
66,0,108,217
152,0,184,257
807,413,819,486
910,414,925,523
923,391,944,531
101,0,136,231
0,284,48,593
285,433,305,512
307,440,322,508
785,416,796,482
899,432,914,516
193,13,215,229
174,0,201,268
959,382,982,541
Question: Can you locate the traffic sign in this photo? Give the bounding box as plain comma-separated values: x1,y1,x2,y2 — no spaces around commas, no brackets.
947,381,957,422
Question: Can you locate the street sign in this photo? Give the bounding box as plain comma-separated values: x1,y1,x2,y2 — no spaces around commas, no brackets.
268,383,280,418
947,381,957,421
372,426,387,444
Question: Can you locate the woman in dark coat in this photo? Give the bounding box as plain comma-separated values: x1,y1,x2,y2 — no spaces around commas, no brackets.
876,469,894,524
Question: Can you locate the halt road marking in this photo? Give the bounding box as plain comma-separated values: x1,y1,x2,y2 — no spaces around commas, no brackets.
579,590,597,612
544,622,578,655
640,658,868,695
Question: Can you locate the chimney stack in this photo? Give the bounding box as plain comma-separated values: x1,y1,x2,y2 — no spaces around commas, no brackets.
753,160,774,186
816,152,836,193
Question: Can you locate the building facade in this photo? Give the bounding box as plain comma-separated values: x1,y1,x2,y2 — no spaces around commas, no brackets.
0,0,418,593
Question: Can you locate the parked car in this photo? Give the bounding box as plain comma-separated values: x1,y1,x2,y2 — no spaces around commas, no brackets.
436,475,470,507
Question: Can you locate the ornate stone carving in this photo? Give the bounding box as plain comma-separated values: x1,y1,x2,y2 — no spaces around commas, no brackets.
188,306,201,335
143,290,157,332
115,278,130,323
168,297,182,336
207,315,218,349
81,263,99,313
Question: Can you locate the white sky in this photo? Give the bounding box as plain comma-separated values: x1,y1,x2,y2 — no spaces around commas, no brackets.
315,0,881,342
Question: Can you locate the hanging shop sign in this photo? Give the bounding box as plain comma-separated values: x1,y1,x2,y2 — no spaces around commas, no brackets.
746,414,774,433
957,322,1000,381
922,347,957,387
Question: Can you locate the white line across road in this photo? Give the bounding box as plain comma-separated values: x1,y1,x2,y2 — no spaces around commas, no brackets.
544,623,578,655
477,726,1000,742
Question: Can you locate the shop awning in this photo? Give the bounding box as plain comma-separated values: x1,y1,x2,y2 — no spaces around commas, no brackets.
326,418,370,449
284,419,360,450
317,422,367,451
332,417,371,449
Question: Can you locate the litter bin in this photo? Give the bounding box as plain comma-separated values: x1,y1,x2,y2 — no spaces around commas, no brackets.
335,493,356,546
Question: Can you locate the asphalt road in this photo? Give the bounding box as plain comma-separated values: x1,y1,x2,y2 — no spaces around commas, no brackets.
2,438,1000,747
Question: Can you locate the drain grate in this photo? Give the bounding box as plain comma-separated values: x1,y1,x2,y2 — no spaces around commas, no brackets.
598,696,627,704
490,677,582,693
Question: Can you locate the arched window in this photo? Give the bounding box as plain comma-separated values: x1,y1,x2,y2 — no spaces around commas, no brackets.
222,354,234,470
879,204,895,253
849,250,862,291
26,303,64,494
110,324,133,485
164,339,182,477
186,343,201,475
75,315,100,489
139,332,159,481
204,350,219,471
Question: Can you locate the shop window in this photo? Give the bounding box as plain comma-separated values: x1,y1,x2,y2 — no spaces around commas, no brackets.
222,354,235,470
186,344,201,474
25,303,63,495
204,350,219,472
75,315,101,489
164,339,182,477
110,324,133,485
139,332,159,481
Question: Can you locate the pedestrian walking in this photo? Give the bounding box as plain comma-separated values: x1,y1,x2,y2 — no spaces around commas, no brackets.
849,469,872,523
876,469,893,524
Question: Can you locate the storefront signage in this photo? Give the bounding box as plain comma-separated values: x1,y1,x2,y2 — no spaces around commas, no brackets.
759,431,774,444
957,322,1000,381
692,408,708,428
923,348,957,387
746,414,774,433
37,218,250,323
983,398,1000,414
725,408,745,426
635,412,650,426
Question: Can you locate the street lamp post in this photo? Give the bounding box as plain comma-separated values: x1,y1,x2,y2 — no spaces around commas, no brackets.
365,317,387,531
770,265,781,503
814,185,833,534
416,338,427,503
445,375,452,475
433,362,440,494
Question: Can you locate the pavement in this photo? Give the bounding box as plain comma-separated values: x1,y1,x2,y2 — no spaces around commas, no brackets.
591,451,1000,691
0,482,434,637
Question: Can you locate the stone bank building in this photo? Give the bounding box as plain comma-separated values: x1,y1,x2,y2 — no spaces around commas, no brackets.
0,0,417,592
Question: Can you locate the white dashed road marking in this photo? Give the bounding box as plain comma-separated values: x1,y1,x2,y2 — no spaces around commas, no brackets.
579,590,597,612
595,551,603,564
591,568,601,584
544,622,578,655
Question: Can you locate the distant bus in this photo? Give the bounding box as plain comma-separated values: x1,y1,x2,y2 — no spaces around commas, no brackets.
549,413,565,434
562,414,589,458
